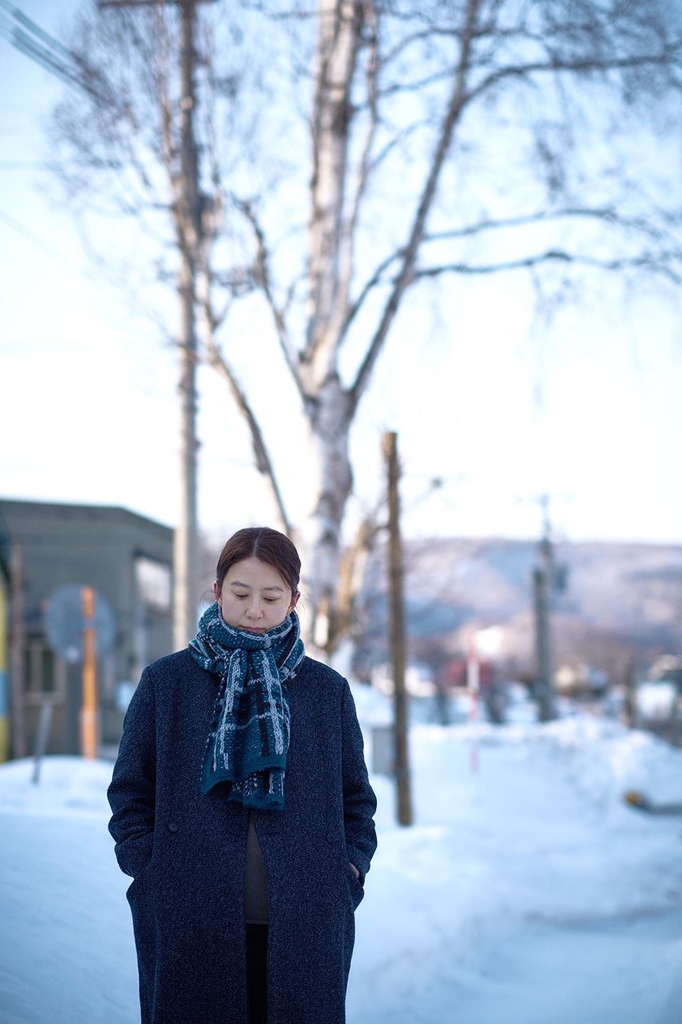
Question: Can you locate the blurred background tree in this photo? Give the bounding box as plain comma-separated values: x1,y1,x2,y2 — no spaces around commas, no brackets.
41,0,682,653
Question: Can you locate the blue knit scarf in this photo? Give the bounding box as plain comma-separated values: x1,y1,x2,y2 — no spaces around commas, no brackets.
188,602,305,810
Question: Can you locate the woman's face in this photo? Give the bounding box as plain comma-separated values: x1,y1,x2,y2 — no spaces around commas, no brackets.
214,556,299,634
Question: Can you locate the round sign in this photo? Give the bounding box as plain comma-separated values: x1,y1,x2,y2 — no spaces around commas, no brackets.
44,584,116,662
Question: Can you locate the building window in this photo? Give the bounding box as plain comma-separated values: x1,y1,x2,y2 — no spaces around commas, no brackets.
25,638,65,703
135,557,172,612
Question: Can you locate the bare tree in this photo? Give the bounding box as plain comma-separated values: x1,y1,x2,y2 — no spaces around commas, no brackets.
47,0,287,646
48,0,682,654
228,0,682,653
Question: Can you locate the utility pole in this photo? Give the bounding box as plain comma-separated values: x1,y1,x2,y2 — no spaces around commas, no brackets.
9,0,212,651
532,496,558,722
98,0,212,649
383,431,413,826
174,0,202,650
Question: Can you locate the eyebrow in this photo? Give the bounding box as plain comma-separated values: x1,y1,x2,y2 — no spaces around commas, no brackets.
229,580,285,593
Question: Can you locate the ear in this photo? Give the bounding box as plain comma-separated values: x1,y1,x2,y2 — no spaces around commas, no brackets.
213,580,221,604
288,590,300,614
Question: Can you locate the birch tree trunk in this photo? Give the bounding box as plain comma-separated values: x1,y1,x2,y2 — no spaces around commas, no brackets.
297,0,482,654
297,376,354,652
295,0,364,653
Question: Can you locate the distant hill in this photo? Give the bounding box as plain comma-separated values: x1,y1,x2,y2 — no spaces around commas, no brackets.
357,537,682,682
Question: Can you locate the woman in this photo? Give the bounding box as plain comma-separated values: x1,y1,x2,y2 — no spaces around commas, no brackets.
108,526,377,1024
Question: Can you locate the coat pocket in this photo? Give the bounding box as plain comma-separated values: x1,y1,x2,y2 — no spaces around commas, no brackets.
346,860,365,910
117,831,154,879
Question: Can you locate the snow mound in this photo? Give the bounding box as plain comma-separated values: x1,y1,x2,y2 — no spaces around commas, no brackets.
0,756,114,818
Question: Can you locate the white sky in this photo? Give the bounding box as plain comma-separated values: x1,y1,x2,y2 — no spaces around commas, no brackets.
1,0,681,549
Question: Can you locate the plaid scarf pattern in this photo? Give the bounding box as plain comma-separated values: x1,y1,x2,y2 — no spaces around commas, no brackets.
188,602,305,810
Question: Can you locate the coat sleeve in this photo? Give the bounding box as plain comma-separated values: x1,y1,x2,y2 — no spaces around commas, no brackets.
341,680,377,885
107,666,157,878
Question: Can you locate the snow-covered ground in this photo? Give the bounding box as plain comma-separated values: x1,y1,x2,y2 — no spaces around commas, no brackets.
1,689,682,1024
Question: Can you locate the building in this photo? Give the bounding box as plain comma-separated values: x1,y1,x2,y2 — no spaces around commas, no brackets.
0,499,174,758
0,539,9,762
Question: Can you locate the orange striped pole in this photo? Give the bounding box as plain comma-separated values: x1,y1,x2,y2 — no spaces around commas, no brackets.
81,586,99,760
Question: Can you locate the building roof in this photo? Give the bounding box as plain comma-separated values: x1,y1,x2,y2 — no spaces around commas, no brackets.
0,497,173,539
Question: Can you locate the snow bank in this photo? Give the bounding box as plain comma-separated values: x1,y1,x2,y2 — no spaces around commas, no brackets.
1,714,682,1024
0,755,113,818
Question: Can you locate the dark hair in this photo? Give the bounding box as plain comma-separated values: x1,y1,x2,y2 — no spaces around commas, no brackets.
215,527,301,596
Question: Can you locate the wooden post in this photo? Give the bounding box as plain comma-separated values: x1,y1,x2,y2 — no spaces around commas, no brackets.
383,431,413,826
31,702,53,784
81,586,99,759
534,535,557,722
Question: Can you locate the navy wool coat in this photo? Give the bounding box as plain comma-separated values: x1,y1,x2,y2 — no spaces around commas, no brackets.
108,649,377,1024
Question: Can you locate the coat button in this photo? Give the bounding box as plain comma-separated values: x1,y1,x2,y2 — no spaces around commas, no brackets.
168,822,179,833
326,831,336,843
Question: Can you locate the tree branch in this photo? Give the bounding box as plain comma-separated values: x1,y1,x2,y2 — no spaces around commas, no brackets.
413,248,682,285
332,0,379,345
348,0,482,415
423,204,682,247
196,268,293,536
466,44,682,107
302,0,365,381
339,245,404,341
230,194,306,402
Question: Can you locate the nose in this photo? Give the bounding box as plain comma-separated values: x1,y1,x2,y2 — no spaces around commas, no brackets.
245,598,263,619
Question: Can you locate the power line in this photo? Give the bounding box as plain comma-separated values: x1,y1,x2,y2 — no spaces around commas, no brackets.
0,0,109,102
0,0,74,62
0,4,178,340
0,161,46,169
0,204,88,272
0,205,170,335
